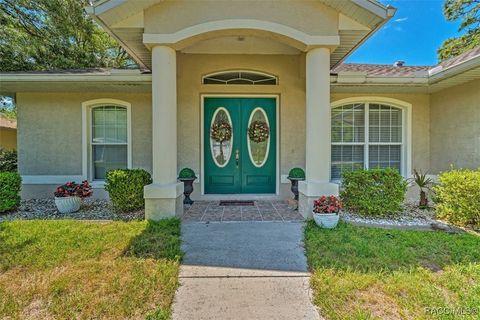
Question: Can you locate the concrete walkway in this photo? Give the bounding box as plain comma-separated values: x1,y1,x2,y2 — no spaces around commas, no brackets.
172,222,321,320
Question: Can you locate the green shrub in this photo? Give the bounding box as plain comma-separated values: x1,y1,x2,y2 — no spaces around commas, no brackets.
341,168,407,216
178,168,196,179
0,172,21,213
105,169,152,213
433,168,480,228
0,148,17,172
288,167,305,179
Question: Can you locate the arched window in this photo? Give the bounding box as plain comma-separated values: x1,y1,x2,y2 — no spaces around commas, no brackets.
82,99,131,181
331,102,405,181
202,70,277,85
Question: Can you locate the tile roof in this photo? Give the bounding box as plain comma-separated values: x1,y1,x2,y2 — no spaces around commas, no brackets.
438,45,480,69
332,46,480,77
0,68,151,75
0,117,16,129
331,63,430,77
0,68,111,75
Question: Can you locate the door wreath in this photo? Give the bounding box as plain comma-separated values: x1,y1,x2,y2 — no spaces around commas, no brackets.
248,120,270,143
210,121,232,165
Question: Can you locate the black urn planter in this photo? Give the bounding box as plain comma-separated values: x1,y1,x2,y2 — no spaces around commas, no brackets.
287,177,305,201
179,177,196,205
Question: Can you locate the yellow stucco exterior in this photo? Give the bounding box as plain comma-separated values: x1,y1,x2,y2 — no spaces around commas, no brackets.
15,53,478,200
5,0,479,206
430,79,480,172
0,127,16,150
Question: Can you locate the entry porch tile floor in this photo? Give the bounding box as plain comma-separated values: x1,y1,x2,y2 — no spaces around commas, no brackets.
183,200,303,222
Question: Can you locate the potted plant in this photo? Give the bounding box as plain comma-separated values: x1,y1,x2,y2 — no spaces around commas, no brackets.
287,167,305,201
54,180,92,214
178,168,197,205
410,169,433,209
312,196,342,229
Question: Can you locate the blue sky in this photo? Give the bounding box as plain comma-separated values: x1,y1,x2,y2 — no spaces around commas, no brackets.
345,0,463,66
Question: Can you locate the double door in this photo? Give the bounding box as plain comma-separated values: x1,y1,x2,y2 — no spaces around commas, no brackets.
204,97,276,194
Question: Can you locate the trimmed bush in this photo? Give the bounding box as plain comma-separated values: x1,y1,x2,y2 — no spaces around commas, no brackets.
433,168,480,228
105,169,152,213
0,148,17,172
178,168,196,179
288,167,305,179
0,172,21,213
341,168,407,216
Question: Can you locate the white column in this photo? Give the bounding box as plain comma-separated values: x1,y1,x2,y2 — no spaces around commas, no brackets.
152,45,177,183
144,45,183,220
306,47,331,182
299,47,338,218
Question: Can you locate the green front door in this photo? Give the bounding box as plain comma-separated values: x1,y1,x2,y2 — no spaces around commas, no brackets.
204,97,276,194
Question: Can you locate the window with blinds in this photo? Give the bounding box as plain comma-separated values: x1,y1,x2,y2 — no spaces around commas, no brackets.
331,103,403,180
91,106,128,180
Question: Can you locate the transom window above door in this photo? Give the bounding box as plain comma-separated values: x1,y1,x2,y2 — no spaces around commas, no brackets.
202,70,278,85
331,102,406,181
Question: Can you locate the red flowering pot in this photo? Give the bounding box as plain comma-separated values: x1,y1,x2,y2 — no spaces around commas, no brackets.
312,196,342,229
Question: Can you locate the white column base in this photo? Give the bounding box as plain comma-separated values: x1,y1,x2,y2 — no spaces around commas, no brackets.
298,180,339,219
144,182,184,220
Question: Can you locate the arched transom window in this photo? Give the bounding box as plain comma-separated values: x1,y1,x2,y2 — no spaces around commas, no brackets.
331,103,404,180
202,70,277,85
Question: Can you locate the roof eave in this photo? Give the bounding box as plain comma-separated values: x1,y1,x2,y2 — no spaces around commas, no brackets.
0,73,152,82
428,55,480,84
86,4,149,69
332,5,396,69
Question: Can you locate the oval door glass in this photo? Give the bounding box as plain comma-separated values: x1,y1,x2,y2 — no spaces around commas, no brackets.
210,107,233,167
247,107,270,167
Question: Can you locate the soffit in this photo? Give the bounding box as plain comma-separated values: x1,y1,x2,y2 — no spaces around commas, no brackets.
88,0,392,69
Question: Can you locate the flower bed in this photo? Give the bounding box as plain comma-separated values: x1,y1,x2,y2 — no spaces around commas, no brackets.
0,199,144,222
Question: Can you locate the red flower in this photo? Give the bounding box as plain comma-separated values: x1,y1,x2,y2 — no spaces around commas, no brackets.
313,196,342,214
54,181,93,198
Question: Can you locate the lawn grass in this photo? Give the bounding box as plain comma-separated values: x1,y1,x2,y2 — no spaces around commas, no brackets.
0,219,182,320
304,221,480,320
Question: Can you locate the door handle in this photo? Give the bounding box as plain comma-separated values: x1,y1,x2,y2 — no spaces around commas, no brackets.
235,149,240,168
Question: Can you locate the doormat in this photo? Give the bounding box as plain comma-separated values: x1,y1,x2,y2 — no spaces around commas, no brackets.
219,200,255,206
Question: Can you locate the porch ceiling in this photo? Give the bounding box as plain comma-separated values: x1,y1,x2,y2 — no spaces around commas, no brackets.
87,0,394,69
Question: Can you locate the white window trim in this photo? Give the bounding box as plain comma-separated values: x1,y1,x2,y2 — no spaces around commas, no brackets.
82,99,132,185
330,97,412,180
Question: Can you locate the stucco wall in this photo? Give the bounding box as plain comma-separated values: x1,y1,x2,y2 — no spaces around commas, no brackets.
144,0,338,36
177,53,306,180
331,93,431,174
17,55,437,201
0,128,16,150
17,92,152,176
430,79,480,172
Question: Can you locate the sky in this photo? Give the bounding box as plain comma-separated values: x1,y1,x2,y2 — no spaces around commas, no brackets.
345,0,464,66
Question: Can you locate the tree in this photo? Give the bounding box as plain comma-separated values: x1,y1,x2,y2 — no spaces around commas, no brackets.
0,97,16,119
0,0,136,71
438,0,480,61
